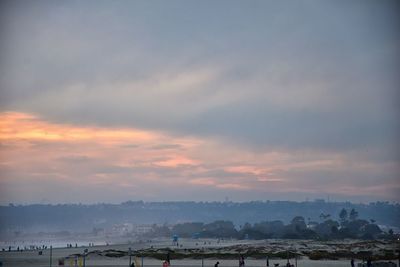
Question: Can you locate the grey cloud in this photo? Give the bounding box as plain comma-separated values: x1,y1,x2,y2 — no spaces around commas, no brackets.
120,144,141,149
191,169,247,179
0,0,399,202
150,144,183,150
56,155,92,164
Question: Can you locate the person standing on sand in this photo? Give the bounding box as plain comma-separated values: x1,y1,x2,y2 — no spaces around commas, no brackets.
350,258,355,267
214,261,220,267
239,255,245,267
166,252,171,265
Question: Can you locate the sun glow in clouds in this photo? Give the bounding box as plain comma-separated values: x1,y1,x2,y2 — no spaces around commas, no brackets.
0,111,398,203
0,112,157,143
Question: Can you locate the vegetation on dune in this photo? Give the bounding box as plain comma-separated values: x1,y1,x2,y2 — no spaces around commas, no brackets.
147,208,393,241
75,242,399,262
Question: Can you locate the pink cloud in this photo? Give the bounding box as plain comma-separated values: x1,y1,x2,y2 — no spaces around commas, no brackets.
0,111,397,203
188,178,216,186
154,155,200,168
216,183,250,190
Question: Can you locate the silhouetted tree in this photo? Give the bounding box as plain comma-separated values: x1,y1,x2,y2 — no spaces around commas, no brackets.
315,219,339,238
291,216,307,231
349,208,359,221
172,222,204,237
202,220,237,238
339,208,348,225
319,213,331,221
361,223,381,239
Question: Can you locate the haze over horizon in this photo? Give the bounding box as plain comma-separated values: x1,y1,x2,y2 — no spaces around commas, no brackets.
0,1,399,205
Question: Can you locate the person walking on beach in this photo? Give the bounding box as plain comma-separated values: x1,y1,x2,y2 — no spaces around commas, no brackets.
350,258,355,267
214,261,220,267
239,255,245,267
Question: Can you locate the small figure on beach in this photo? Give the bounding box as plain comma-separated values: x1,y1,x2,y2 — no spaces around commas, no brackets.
367,259,372,267
214,261,220,267
350,258,355,267
163,260,169,267
239,255,245,267
166,252,170,264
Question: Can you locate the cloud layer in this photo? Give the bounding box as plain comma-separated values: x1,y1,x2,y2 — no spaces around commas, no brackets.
0,1,399,203
0,112,398,203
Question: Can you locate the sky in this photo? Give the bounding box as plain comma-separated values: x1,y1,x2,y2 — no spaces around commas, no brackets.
0,0,399,204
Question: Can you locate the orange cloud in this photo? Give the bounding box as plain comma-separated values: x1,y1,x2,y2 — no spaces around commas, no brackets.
155,155,200,168
216,183,250,190
0,111,202,187
188,178,250,191
0,111,396,202
224,165,266,176
188,178,216,186
0,112,157,144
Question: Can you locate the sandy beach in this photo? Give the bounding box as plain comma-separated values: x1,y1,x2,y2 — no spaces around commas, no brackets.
1,238,398,267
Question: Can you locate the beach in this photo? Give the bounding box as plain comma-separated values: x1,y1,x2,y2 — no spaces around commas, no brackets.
1,238,398,267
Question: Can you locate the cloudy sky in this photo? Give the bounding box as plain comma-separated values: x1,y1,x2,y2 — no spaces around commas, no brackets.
0,0,399,204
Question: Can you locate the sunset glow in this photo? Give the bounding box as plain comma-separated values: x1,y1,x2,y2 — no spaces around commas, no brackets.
0,111,398,203
0,112,157,143
0,1,398,204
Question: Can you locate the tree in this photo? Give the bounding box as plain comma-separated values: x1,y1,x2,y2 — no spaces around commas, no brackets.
291,216,306,225
282,216,308,238
319,213,331,221
346,219,369,237
242,222,252,230
172,222,204,237
252,221,284,237
361,223,381,239
202,220,237,238
315,219,339,238
339,208,348,224
349,209,358,221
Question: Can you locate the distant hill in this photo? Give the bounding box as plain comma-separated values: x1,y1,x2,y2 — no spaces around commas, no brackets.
0,200,399,235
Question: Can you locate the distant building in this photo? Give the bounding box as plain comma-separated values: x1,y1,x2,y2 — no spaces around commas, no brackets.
111,223,134,236
133,224,152,235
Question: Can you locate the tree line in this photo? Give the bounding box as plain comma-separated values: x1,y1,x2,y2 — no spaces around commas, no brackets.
147,208,395,240
1,200,399,235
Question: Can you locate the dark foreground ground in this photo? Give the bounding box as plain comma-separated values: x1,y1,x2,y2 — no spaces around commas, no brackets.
0,238,399,267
